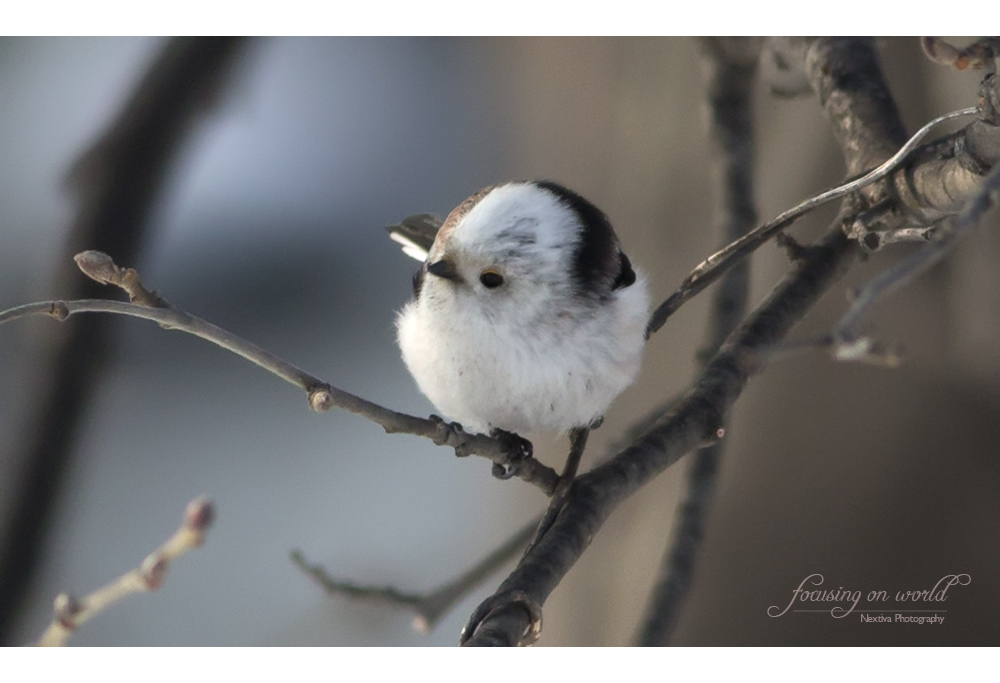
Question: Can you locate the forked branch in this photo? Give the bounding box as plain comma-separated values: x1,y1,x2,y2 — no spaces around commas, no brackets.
645,106,976,337
292,515,537,634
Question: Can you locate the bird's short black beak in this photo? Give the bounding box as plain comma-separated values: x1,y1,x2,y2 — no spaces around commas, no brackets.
427,259,462,283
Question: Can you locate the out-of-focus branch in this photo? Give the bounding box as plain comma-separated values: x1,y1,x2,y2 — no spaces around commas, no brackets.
637,36,759,647
0,37,248,644
292,516,538,634
35,497,214,647
460,37,901,648
0,253,561,495
297,410,670,636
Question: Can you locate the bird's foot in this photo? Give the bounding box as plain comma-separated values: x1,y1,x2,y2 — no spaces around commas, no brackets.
489,428,534,480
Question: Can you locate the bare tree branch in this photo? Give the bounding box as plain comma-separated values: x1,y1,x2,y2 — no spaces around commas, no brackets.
463,227,856,647
647,39,1000,338
6,37,994,648
34,497,213,647
885,72,1000,225
0,253,561,495
0,37,248,644
637,36,760,647
295,407,682,636
522,427,590,557
644,105,974,336
836,161,1000,346
291,515,537,634
460,37,905,648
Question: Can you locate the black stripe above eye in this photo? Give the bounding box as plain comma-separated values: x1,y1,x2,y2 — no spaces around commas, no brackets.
534,180,622,295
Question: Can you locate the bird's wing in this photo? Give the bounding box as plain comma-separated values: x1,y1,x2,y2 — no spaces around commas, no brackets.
386,213,444,262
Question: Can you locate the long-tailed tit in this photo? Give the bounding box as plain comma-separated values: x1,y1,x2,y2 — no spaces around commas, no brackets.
391,181,649,436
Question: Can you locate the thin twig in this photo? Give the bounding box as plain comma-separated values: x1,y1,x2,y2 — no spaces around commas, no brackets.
292,516,538,633
522,427,590,557
35,497,214,647
861,226,938,251
637,36,759,647
0,254,560,495
644,106,976,337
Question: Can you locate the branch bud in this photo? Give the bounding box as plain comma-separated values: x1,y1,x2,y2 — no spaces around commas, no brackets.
74,251,120,285
308,387,334,412
48,301,70,320
53,593,82,629
139,556,168,590
184,497,215,534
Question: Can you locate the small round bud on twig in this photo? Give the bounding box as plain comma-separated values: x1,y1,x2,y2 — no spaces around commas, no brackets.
48,301,70,320
308,387,334,412
53,593,82,629
74,250,120,285
183,497,215,534
139,556,168,590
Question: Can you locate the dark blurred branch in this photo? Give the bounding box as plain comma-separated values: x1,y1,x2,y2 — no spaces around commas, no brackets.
0,37,249,644
637,36,760,647
460,37,904,648
0,253,561,495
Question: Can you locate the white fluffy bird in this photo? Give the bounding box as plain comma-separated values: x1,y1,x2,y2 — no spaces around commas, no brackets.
393,181,649,436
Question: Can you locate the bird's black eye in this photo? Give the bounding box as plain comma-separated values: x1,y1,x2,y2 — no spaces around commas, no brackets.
479,269,504,289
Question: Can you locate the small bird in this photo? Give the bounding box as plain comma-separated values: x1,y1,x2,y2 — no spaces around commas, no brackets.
392,181,649,436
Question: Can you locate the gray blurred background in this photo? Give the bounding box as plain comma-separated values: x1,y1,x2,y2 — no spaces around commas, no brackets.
0,37,997,646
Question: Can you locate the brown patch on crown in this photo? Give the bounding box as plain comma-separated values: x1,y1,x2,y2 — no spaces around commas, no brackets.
432,185,497,250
